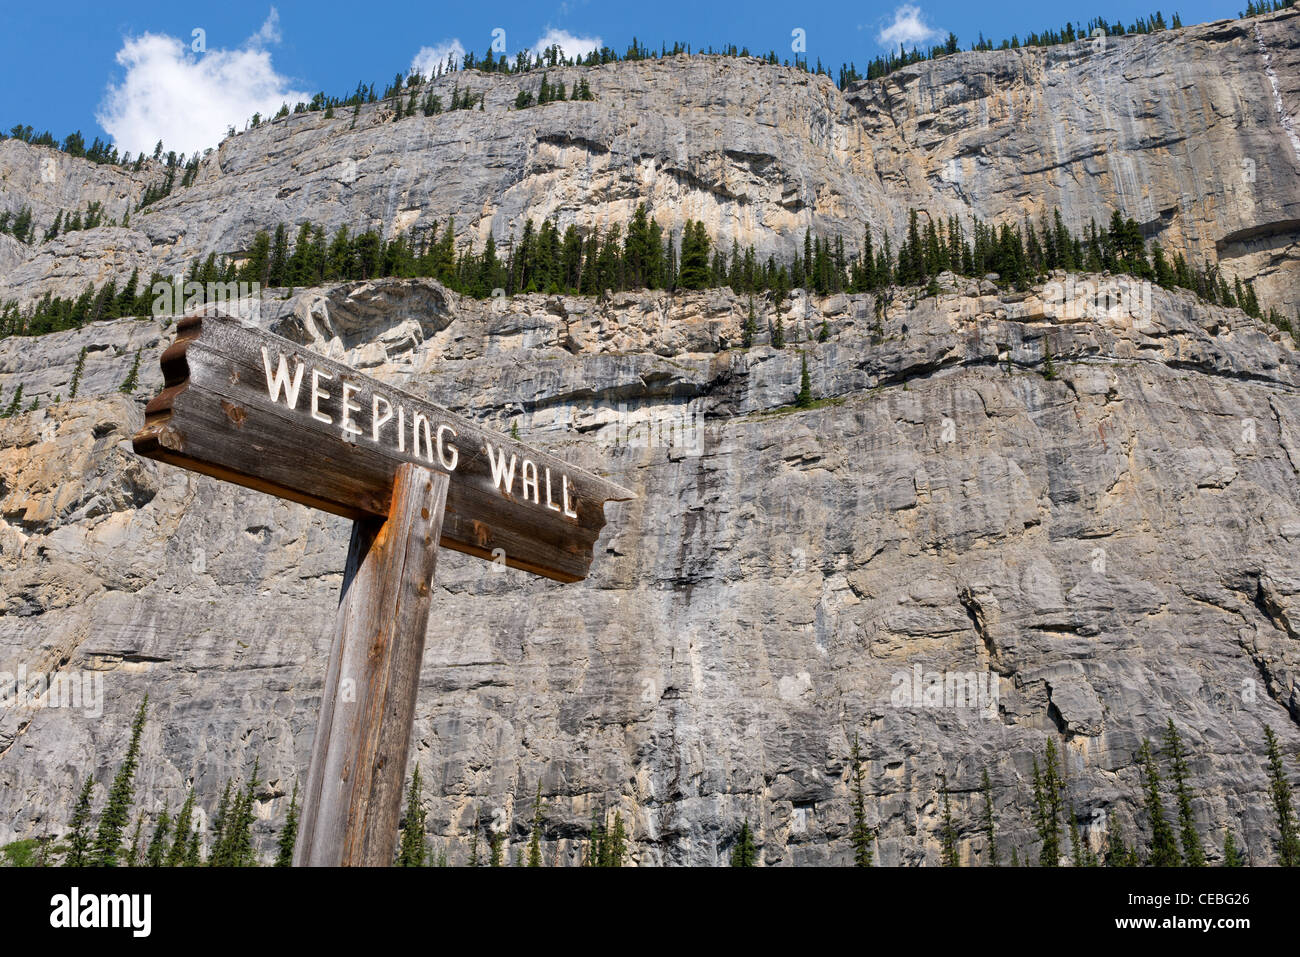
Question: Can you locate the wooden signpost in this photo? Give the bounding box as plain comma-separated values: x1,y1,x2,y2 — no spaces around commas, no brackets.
132,307,634,866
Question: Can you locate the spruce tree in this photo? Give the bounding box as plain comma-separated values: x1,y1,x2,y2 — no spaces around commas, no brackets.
91,696,147,866
1163,719,1204,866
1031,739,1064,866
796,352,813,408
1138,739,1181,866
939,772,959,866
1105,812,1132,867
275,781,299,867
607,812,626,866
526,781,544,867
68,346,87,399
119,349,141,394
1222,829,1245,866
64,777,95,867
1264,725,1299,866
166,788,197,867
145,804,171,867
396,766,426,866
126,814,145,866
849,735,874,866
980,768,998,865
730,819,757,867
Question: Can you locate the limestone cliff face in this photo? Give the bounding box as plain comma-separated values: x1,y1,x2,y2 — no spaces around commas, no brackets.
1,274,1298,865
0,9,1297,313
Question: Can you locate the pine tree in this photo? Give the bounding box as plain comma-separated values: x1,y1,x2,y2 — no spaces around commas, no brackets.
1222,829,1245,866
275,781,299,867
980,768,998,865
119,350,141,394
607,812,626,866
467,808,481,866
526,781,544,867
743,298,757,348
64,777,95,866
91,696,147,866
126,814,145,866
939,772,959,866
145,804,171,867
1105,811,1132,866
849,734,874,866
1163,719,1204,866
166,788,197,867
396,766,427,866
68,346,87,399
796,352,813,408
730,819,757,867
772,315,785,349
1264,725,1299,866
1031,739,1064,866
1139,739,1181,866
2,384,23,417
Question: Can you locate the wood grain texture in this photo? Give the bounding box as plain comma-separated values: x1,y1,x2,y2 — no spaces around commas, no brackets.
294,464,449,866
132,310,634,582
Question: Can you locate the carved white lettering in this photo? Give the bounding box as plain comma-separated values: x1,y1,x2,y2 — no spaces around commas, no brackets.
261,347,305,408
544,467,561,512
522,460,539,504
310,368,333,424
486,443,517,493
372,394,392,443
562,474,578,519
341,382,362,436
436,424,459,471
412,412,435,463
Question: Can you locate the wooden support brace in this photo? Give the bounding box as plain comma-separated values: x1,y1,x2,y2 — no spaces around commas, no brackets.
294,463,449,866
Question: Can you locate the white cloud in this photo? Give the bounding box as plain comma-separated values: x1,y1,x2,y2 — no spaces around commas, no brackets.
96,10,309,159
531,28,602,62
877,4,943,48
410,39,467,78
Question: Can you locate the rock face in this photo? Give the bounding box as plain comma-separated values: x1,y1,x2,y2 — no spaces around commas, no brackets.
1,275,1298,865
0,9,1298,314
2,10,1300,865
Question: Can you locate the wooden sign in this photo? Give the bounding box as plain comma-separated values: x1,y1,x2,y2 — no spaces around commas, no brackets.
132,311,634,582
131,306,635,866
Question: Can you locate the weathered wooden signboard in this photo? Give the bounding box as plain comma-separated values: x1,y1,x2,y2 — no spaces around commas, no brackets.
132,307,634,865
134,311,633,583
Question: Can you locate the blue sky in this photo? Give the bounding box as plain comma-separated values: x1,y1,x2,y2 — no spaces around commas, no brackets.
3,0,1247,159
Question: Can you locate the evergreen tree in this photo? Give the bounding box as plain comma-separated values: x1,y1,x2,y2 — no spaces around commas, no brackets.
939,772,959,866
730,819,757,867
64,777,95,867
126,814,145,866
1222,829,1245,867
166,788,197,867
526,780,544,867
1105,811,1132,866
1264,725,1299,866
607,812,626,867
396,766,427,866
68,346,87,399
1163,719,1204,866
91,696,148,866
119,350,141,394
1138,739,1181,866
980,768,998,865
796,352,813,408
849,734,874,866
1031,738,1064,866
742,298,757,348
145,803,171,867
275,781,299,867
